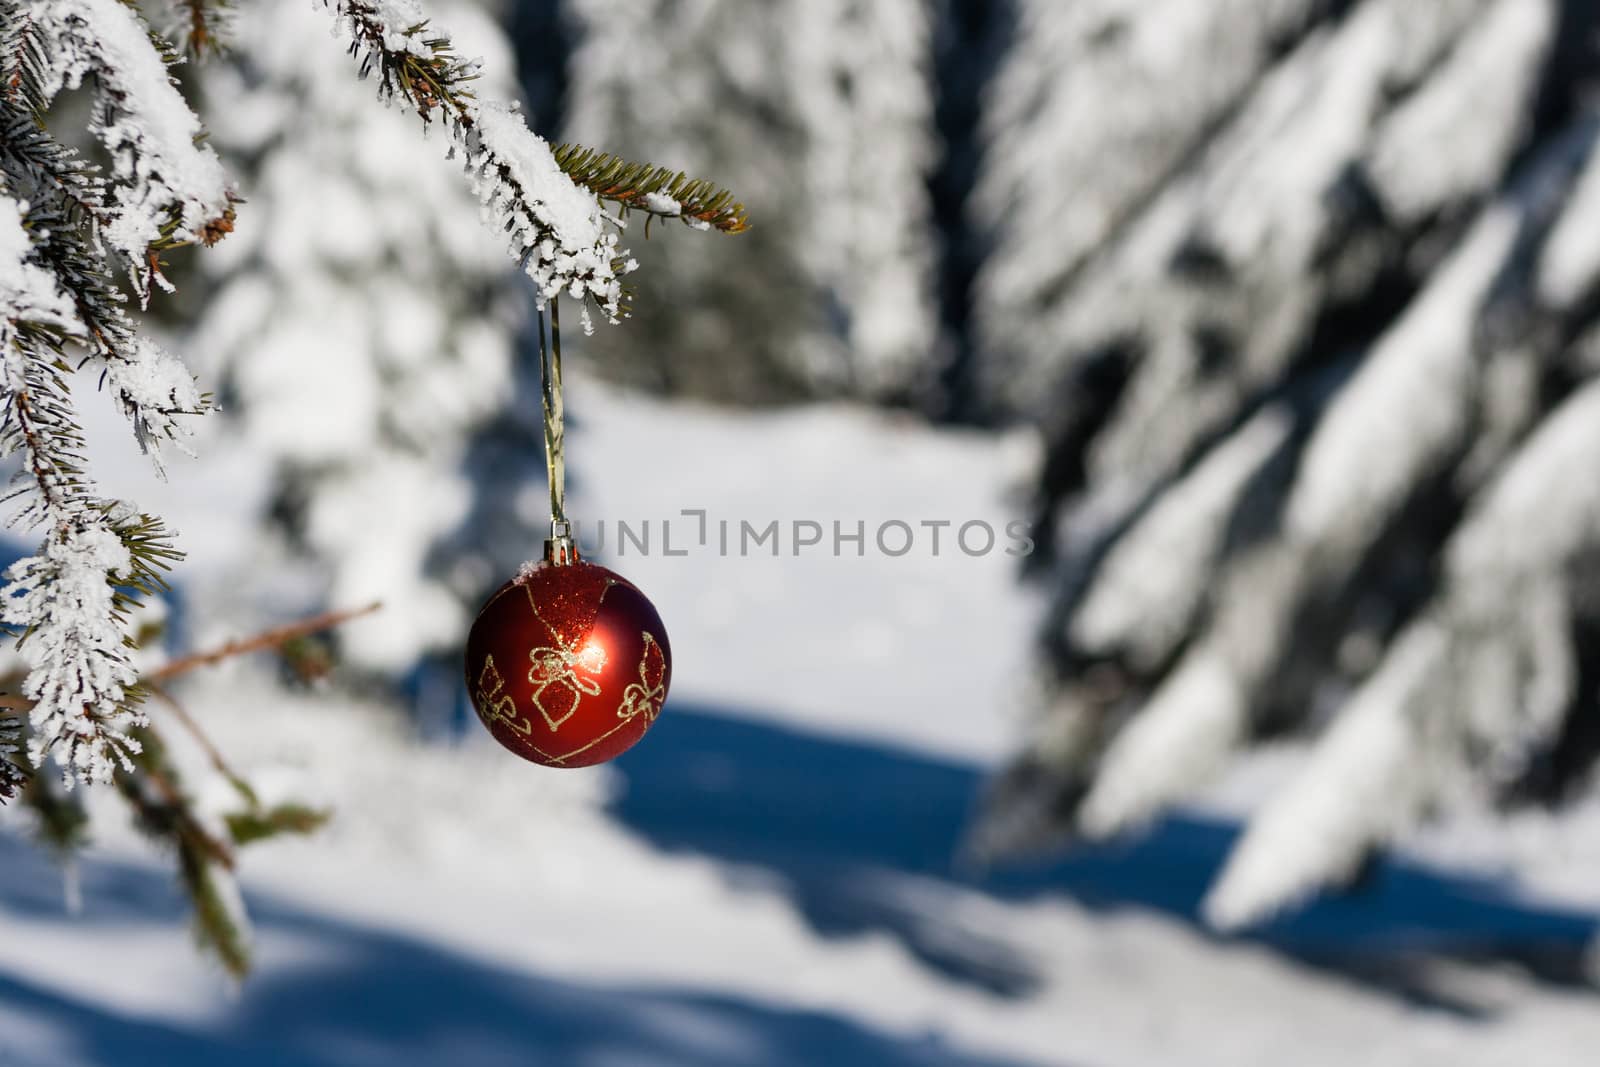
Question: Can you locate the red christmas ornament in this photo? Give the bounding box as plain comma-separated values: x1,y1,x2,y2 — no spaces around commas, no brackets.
465,549,672,768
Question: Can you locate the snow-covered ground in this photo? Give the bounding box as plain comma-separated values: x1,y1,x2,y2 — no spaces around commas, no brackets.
3,380,1600,1066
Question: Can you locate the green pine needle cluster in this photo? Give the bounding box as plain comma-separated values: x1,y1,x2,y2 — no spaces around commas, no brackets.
553,144,750,236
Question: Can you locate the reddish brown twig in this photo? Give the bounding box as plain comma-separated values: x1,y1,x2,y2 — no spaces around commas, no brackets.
0,601,381,718
143,602,381,684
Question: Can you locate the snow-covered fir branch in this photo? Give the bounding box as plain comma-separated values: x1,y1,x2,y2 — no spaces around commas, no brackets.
0,196,149,784
0,114,214,462
0,510,147,785
322,0,631,330
1,0,226,788
7,0,236,301
0,190,78,334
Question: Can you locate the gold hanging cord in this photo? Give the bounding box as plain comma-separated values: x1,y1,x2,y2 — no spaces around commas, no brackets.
537,298,576,564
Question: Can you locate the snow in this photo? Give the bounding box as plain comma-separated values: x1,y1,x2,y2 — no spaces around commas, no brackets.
975,0,1323,410
1364,0,1552,224
1449,381,1600,578
325,1,630,324
467,102,604,265
1071,404,1292,669
7,676,1600,1066
303,453,472,670
1080,650,1246,838
642,191,681,216
365,0,435,57
0,196,79,335
1,523,144,786
469,102,619,299
787,0,938,396
1537,138,1600,309
101,337,206,464
1285,199,1520,555
7,377,1600,1064
556,377,1041,763
20,0,234,285
1205,622,1444,929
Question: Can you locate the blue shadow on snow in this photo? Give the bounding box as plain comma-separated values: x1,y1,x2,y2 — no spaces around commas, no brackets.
0,835,1032,1067
609,702,1600,1007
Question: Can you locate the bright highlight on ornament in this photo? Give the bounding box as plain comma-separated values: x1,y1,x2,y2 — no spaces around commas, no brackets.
576,639,608,673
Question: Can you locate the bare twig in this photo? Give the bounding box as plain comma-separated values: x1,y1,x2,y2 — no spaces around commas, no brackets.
143,602,381,684
1,601,380,719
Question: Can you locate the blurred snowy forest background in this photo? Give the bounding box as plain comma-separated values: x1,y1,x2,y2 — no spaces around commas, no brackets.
9,0,1600,1064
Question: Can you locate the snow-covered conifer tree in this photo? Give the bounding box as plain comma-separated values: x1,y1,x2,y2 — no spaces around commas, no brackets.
973,0,1600,927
